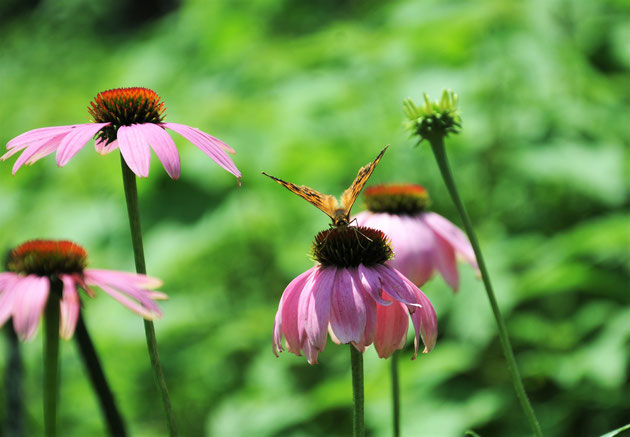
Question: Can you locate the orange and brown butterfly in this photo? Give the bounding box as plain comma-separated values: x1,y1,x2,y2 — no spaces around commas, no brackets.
262,146,388,228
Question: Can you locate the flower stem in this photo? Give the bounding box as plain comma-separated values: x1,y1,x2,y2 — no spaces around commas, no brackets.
391,351,400,437
120,156,178,437
43,282,61,437
427,136,543,436
74,313,127,437
350,345,364,437
4,325,25,437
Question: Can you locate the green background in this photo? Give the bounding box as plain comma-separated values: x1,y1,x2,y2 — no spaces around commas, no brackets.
0,0,629,435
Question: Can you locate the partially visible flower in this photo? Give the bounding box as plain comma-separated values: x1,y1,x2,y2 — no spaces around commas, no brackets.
355,183,478,291
403,89,461,142
273,226,437,364
2,87,241,181
0,239,166,341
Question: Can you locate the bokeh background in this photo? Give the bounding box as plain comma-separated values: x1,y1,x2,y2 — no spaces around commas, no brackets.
1,0,629,436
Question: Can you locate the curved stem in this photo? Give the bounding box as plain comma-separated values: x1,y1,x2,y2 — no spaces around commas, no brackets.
43,282,61,437
428,136,543,436
120,156,178,437
350,345,364,437
391,351,400,437
4,325,25,437
74,313,127,437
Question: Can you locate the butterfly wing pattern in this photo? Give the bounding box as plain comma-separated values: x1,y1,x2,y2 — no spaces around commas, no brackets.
262,146,388,227
340,146,388,219
261,172,340,220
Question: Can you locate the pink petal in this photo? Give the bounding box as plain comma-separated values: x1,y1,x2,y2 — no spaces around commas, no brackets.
433,233,459,291
84,270,163,317
7,125,80,149
95,283,160,320
422,212,477,268
85,269,162,289
141,123,181,179
354,287,377,350
0,273,20,326
95,139,119,155
275,268,313,355
195,128,236,154
409,284,438,357
299,266,335,351
302,337,320,365
163,123,241,180
59,275,80,340
373,296,409,359
117,124,152,178
375,264,422,308
10,134,67,174
12,275,50,341
56,123,109,167
329,269,366,345
354,265,391,306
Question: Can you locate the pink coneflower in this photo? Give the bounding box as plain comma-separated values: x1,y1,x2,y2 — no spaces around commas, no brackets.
273,226,437,364
2,87,241,181
0,239,166,341
355,184,478,292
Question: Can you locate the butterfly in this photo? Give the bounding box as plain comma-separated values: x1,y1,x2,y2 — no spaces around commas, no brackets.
262,146,388,228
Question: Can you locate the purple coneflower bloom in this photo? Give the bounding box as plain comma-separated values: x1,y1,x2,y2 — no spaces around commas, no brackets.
273,226,437,364
355,184,478,291
0,239,166,341
2,87,241,181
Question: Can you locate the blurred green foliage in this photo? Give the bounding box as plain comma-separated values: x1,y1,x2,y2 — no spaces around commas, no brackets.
0,0,629,436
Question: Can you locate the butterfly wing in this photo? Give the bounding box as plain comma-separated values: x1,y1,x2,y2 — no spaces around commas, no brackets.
262,172,339,220
340,146,388,218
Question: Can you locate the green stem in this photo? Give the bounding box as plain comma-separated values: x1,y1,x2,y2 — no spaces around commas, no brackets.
391,351,400,437
350,345,364,437
4,325,25,437
428,136,543,436
120,156,178,437
43,281,61,437
74,313,127,437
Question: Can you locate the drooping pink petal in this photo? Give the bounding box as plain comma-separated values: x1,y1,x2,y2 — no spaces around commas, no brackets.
141,123,181,179
329,269,366,345
354,284,377,350
11,134,67,174
95,139,119,155
0,273,20,326
117,124,152,178
432,233,460,291
163,123,241,180
59,275,80,340
409,284,438,357
195,128,236,154
398,215,438,286
12,275,50,341
56,123,109,167
422,212,477,269
375,264,422,308
94,283,160,320
275,268,313,355
84,270,162,317
373,294,409,359
302,337,320,365
299,266,335,351
7,125,80,150
354,265,391,306
85,269,162,290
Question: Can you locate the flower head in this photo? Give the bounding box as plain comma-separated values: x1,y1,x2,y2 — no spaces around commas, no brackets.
403,89,461,142
273,226,437,364
355,183,478,291
0,239,166,341
2,87,241,181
